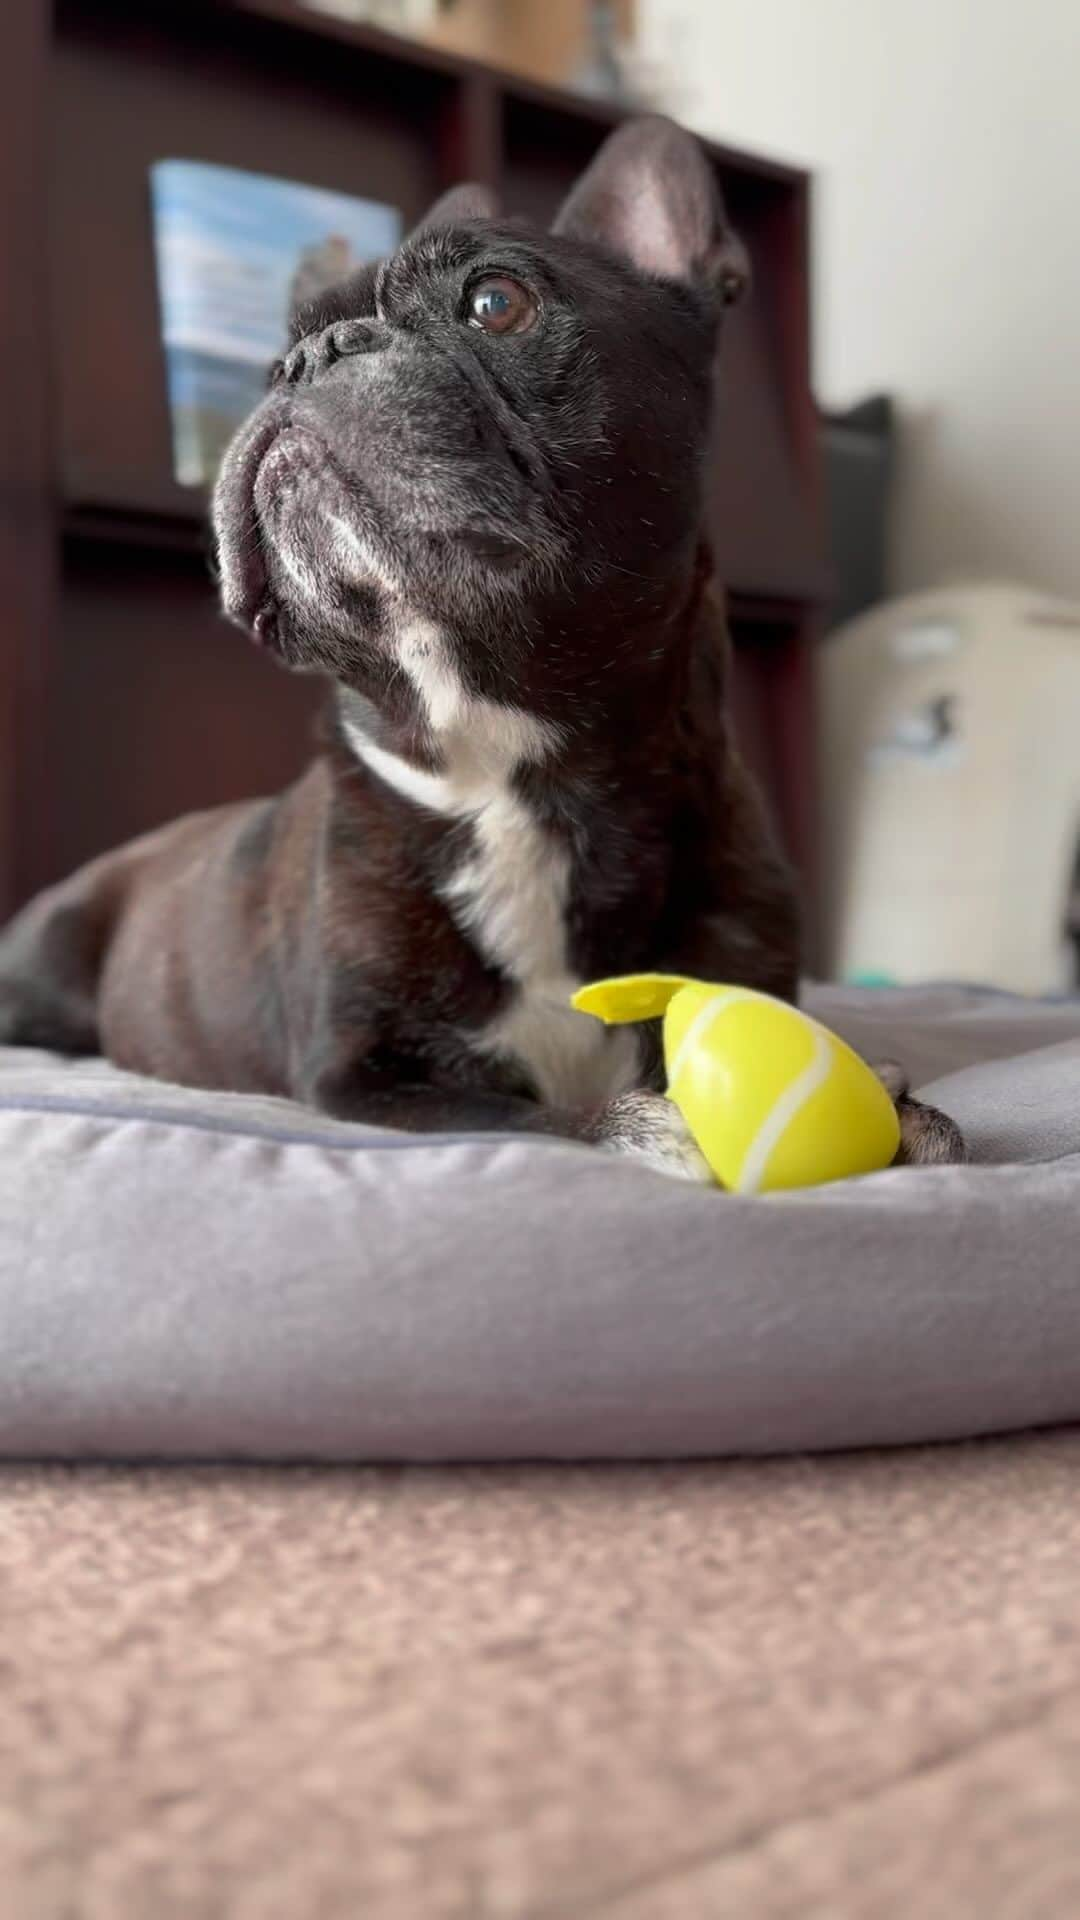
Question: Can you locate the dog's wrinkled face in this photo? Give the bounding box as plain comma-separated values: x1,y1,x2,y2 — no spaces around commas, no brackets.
213,116,747,719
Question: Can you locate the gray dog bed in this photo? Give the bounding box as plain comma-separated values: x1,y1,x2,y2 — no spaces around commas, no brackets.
1,984,1078,1462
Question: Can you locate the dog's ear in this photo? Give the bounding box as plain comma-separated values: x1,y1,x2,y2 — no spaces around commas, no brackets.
554,115,748,307
409,182,500,238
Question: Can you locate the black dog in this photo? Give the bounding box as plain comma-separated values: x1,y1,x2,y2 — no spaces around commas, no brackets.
0,117,960,1179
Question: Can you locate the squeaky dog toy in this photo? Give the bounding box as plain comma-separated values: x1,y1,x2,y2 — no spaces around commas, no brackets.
572,975,901,1193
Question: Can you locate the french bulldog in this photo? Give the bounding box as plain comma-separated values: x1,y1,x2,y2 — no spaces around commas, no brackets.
0,116,961,1179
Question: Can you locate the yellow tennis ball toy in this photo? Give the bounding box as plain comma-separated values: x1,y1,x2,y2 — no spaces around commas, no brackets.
571,974,901,1193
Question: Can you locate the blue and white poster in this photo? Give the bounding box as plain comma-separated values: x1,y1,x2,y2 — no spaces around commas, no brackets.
150,160,401,487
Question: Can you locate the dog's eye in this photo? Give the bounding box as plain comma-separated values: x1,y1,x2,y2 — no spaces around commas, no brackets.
467,276,536,336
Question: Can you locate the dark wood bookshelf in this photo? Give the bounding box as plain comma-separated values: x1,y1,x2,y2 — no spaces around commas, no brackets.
2,0,825,927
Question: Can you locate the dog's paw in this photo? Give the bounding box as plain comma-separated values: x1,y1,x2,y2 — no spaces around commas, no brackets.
589,1090,714,1183
874,1062,967,1167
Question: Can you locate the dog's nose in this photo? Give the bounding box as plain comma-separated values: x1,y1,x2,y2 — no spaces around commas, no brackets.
281,319,386,386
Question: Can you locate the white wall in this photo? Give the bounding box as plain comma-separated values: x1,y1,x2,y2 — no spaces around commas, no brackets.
638,0,1080,600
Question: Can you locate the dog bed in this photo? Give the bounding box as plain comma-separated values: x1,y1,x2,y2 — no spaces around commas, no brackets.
0,984,1078,1461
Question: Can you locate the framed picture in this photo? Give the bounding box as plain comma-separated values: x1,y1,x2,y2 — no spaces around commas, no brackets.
150,159,402,488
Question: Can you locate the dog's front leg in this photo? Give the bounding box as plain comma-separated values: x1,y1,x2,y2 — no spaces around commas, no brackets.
582,1092,713,1182
307,1067,713,1182
873,1063,967,1167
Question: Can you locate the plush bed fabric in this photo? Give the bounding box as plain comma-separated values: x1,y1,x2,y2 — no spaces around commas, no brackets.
0,983,1078,1461
2,1435,1080,1918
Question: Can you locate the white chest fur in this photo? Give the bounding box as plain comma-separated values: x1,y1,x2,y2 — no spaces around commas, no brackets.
343,622,640,1109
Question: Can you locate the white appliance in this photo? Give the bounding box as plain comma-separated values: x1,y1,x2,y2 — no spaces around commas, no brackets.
821,582,1080,993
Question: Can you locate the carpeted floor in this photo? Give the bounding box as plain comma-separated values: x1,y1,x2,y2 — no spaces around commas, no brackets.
2,1432,1080,1917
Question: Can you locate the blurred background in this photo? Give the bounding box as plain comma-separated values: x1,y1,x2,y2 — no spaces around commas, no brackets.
5,0,1079,990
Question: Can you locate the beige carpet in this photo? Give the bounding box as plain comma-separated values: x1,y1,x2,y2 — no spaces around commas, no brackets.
2,1433,1080,1918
